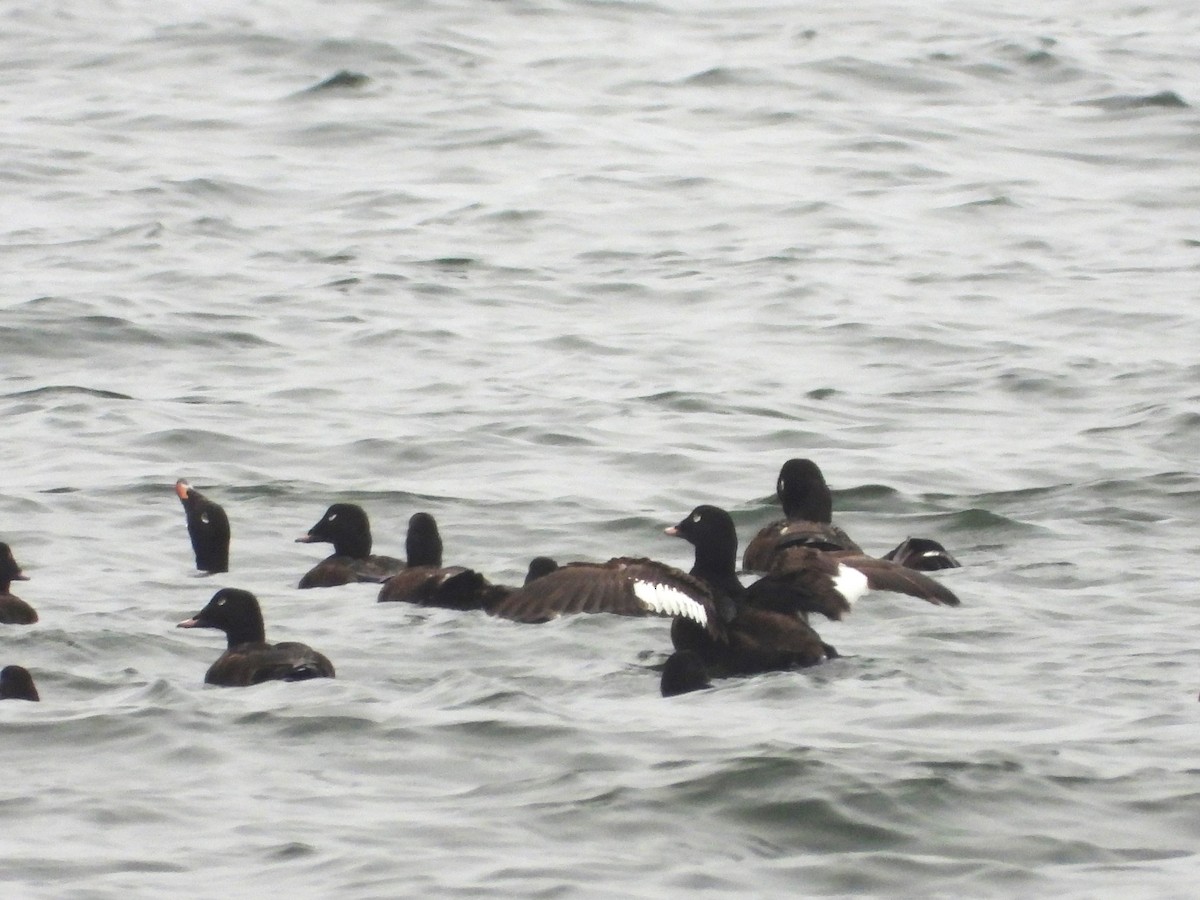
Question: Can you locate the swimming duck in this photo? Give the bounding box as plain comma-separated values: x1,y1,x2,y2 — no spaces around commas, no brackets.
882,536,961,571
296,503,405,588
742,458,863,571
0,543,37,625
0,665,39,701
177,588,335,686
743,458,962,576
379,514,557,612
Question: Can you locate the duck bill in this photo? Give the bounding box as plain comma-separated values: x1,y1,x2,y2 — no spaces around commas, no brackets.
175,480,192,501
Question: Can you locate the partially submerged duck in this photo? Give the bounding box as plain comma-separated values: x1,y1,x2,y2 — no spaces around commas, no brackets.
0,665,39,701
660,650,712,698
0,543,37,625
175,480,231,573
882,536,961,571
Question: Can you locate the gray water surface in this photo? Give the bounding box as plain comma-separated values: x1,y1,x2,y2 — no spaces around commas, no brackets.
3,2,1198,897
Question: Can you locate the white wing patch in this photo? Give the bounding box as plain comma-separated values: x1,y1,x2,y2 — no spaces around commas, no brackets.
832,565,869,605
632,580,707,626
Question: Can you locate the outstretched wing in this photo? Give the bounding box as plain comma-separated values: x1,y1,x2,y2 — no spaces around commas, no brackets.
766,544,960,606
744,555,863,621
841,554,960,605
489,557,718,633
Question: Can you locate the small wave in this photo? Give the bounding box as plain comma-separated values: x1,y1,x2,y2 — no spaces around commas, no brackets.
1076,90,1188,111
4,385,133,401
291,70,371,97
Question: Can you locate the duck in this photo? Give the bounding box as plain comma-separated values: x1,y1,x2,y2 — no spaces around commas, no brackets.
489,507,858,677
379,513,557,611
742,458,863,571
0,665,39,701
663,505,851,679
743,458,962,576
175,480,231,573
660,649,712,697
0,543,38,625
177,588,335,686
296,503,406,588
882,536,961,571
375,512,470,606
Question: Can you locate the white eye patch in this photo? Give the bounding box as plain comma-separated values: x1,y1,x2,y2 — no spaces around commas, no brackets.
691,512,701,523
200,513,210,524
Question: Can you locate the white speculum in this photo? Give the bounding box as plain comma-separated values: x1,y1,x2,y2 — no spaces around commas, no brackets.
832,565,869,604
632,580,707,625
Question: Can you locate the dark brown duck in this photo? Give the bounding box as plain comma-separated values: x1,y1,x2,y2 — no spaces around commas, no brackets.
296,503,405,588
178,588,335,687
0,542,38,625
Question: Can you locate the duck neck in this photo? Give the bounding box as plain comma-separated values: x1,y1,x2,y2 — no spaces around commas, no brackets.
782,484,833,523
336,530,372,559
407,530,443,568
691,544,742,600
226,610,266,648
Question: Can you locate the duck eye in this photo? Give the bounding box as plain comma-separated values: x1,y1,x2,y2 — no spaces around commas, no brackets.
778,478,785,493
691,513,702,523
200,513,209,524
217,598,226,606
327,513,338,522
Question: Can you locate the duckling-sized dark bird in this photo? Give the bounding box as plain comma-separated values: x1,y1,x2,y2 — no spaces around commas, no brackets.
296,503,405,588
660,650,712,697
0,543,37,625
175,480,231,573
0,665,39,701
177,588,335,686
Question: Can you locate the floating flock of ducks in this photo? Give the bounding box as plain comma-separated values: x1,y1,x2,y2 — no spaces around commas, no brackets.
0,458,963,702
